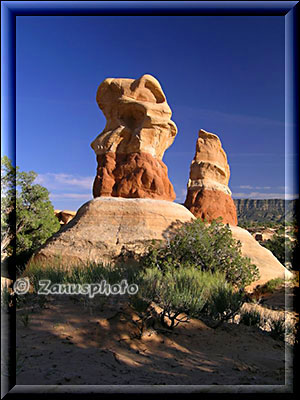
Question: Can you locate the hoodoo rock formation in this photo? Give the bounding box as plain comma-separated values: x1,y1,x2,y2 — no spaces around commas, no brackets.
184,129,238,225
32,74,197,266
91,74,177,201
31,75,292,290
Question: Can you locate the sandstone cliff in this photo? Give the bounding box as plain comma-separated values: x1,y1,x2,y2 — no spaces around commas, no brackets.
184,129,237,225
91,74,177,201
234,199,298,224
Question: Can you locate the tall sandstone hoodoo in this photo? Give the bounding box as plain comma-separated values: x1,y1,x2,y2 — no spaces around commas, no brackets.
32,74,196,266
91,74,177,201
31,77,292,288
184,129,238,225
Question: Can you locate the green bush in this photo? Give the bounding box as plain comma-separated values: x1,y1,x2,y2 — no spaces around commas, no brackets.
240,309,261,327
129,295,150,314
267,314,294,341
238,220,279,229
23,260,142,296
24,260,132,291
258,278,285,294
262,232,296,269
140,218,260,288
205,284,245,325
24,259,246,331
134,265,245,329
1,156,60,265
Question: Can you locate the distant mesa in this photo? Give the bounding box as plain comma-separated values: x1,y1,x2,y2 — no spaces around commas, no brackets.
91,74,177,201
184,129,238,225
234,199,297,224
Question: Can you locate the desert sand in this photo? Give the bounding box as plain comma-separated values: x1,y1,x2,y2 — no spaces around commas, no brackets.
14,283,296,388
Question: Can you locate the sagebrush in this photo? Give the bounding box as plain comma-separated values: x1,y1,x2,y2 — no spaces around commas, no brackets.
140,218,260,288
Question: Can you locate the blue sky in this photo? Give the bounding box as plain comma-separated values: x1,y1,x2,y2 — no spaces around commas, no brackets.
10,15,295,210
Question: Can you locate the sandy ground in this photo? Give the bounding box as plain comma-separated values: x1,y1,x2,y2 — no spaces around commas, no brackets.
13,286,297,386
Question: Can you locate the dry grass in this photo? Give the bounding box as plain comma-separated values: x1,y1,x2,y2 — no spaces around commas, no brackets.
234,295,298,345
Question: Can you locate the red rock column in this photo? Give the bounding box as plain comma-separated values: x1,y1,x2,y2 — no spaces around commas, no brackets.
184,129,238,225
91,74,177,201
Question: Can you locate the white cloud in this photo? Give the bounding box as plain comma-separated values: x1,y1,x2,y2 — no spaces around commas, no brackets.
236,185,272,190
232,192,298,200
35,173,94,191
34,172,94,206
50,193,92,200
239,185,253,189
174,188,187,203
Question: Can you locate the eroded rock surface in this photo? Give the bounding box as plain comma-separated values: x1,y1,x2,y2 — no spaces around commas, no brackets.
34,200,291,290
33,198,195,266
91,74,177,200
230,226,293,291
184,129,238,225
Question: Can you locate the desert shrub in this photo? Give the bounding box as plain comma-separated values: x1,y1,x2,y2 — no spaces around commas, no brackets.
67,262,121,285
259,278,285,294
205,284,245,326
24,260,139,293
129,295,150,314
1,156,60,266
267,314,294,341
140,218,260,288
134,265,245,329
128,295,154,338
238,220,280,229
268,317,285,340
25,261,68,292
240,309,261,327
135,266,207,329
262,232,296,268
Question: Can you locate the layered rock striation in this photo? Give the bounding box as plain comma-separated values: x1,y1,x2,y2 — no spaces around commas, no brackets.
91,74,177,200
184,129,238,225
33,199,292,289
34,198,195,266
